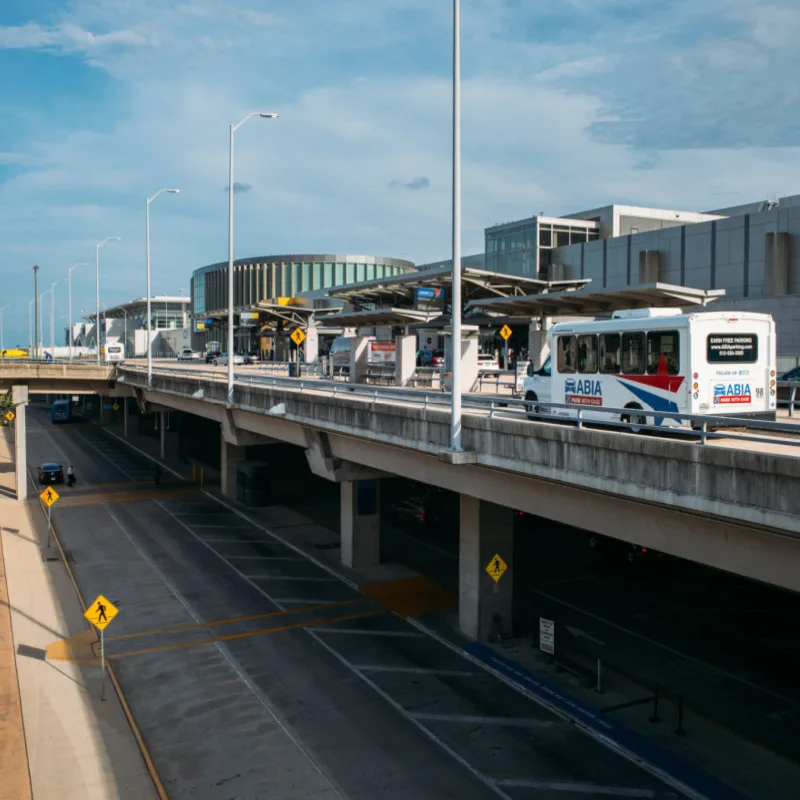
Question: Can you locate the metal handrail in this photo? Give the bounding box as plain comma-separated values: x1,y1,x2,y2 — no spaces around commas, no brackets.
118,363,800,449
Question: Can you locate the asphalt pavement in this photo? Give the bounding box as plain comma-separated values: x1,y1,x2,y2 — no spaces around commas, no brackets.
28,407,680,800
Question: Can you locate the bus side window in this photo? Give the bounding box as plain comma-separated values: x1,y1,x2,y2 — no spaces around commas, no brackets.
557,336,576,374
599,333,620,374
621,332,645,374
647,330,680,375
577,335,598,373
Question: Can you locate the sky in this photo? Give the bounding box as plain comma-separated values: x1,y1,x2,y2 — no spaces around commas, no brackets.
1,0,799,347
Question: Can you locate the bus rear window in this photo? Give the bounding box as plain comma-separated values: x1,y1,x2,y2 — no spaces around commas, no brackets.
707,334,758,364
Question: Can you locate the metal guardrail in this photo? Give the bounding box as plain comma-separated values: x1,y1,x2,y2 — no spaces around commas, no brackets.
118,363,800,451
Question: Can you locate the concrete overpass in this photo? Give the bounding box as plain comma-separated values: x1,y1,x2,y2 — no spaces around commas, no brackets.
3,361,799,641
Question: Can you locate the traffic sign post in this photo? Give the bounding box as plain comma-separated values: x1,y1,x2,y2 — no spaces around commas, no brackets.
84,595,119,701
499,324,512,370
290,328,306,377
539,617,555,659
39,487,59,548
485,553,508,595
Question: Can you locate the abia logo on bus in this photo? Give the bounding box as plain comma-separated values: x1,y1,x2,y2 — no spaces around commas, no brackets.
565,378,603,407
713,383,752,404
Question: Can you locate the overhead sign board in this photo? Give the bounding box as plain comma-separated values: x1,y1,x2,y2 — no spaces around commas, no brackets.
84,594,119,631
539,617,555,655
416,287,444,300
239,312,260,327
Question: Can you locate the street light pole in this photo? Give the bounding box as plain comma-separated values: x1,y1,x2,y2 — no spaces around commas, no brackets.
146,189,180,385
95,236,121,364
0,305,9,353
450,0,463,451
68,262,88,362
227,111,279,403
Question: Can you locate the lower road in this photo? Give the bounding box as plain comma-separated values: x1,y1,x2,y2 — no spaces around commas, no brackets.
27,407,681,800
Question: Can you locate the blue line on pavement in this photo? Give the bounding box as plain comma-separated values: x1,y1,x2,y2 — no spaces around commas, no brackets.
463,643,750,800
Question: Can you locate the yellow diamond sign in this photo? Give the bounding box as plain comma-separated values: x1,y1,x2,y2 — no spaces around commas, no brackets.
5,411,15,422
112,403,120,412
499,324,512,341
290,328,306,346
40,487,59,507
84,595,119,631
485,553,508,583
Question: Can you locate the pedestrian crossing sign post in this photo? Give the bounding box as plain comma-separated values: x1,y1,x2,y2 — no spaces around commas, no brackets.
84,594,119,701
290,328,306,347
485,553,508,583
39,487,59,548
499,324,512,341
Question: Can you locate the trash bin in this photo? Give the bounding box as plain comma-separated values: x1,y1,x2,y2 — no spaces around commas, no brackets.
288,362,297,378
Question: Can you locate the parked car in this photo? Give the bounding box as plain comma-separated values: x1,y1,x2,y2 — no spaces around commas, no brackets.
417,349,444,368
478,353,500,371
177,348,200,361
213,352,244,366
244,353,261,365
38,462,64,485
779,366,800,407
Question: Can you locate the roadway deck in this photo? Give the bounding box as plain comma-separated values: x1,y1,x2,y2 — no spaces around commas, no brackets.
23,408,684,799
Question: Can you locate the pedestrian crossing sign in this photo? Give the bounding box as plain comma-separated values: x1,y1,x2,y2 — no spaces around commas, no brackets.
84,595,119,631
39,487,59,507
5,411,14,422
499,325,512,341
290,328,306,346
485,553,508,583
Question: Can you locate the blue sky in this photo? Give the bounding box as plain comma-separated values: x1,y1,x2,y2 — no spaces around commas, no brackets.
1,0,799,347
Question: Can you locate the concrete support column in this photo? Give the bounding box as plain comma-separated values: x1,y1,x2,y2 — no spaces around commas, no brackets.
528,317,551,372
12,387,28,501
341,479,380,569
220,429,245,499
349,335,370,384
459,495,514,641
99,397,104,426
160,411,166,459
394,334,417,387
123,396,128,438
305,326,319,363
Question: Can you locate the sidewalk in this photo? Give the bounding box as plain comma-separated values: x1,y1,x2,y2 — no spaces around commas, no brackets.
0,430,159,799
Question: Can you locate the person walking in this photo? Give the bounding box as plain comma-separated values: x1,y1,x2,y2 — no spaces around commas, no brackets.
66,465,76,487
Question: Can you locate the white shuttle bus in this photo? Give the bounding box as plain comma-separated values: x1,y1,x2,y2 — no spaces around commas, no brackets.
522,309,777,427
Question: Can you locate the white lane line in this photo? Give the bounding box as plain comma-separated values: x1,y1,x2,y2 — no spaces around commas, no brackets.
355,665,476,677
153,499,512,800
496,780,662,797
534,588,800,708
315,628,424,638
410,713,560,728
225,556,304,562
104,504,348,799
246,576,338,583
75,432,137,481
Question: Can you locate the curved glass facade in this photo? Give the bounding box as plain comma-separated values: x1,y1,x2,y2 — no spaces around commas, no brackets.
191,253,415,318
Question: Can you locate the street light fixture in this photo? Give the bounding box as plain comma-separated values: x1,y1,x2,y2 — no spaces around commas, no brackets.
227,111,279,402
50,278,65,353
0,305,9,353
450,0,463,452
68,262,88,361
95,236,121,364
146,188,180,385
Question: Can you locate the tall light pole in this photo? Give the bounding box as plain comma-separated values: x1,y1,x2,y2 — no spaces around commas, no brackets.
450,0,463,451
96,236,121,364
68,262,88,361
227,111,279,403
146,189,180,385
50,278,65,353
0,305,9,353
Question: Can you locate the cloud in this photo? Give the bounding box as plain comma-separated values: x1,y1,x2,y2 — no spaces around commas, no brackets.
0,22,148,53
390,176,430,190
226,182,253,194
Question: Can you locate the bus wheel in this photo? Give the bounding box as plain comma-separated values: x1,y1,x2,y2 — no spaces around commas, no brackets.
525,391,539,420
622,404,646,432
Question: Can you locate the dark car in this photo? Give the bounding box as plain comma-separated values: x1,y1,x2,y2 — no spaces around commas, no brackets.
205,350,221,364
38,462,64,485
244,353,261,365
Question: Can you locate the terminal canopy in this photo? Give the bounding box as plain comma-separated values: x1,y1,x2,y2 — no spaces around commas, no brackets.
470,283,725,317
316,307,440,328
327,265,589,310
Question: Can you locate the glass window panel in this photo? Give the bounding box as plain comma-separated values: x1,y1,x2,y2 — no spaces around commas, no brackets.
356,263,365,282
366,264,376,280
599,333,620,374
647,331,680,375
577,335,598,374
347,263,356,283
334,263,345,285
621,332,646,374
323,263,334,287
539,227,552,247
556,335,576,374
293,263,302,293
312,263,322,290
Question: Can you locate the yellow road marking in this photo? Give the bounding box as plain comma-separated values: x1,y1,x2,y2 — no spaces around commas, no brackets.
105,598,359,642
56,487,197,507
360,575,456,618
110,609,383,660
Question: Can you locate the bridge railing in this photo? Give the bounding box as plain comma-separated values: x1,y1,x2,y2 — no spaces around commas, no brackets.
119,364,800,451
